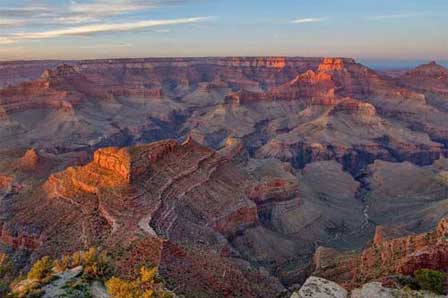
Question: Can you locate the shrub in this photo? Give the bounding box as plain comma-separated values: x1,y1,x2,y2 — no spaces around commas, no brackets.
27,256,53,281
396,275,420,291
106,277,140,298
106,266,172,298
0,253,14,295
54,255,71,273
71,251,82,268
414,268,446,295
435,171,448,186
0,253,13,277
81,247,112,280
140,267,157,284
62,279,93,298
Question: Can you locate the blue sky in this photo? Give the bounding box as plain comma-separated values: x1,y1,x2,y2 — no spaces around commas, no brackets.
0,0,447,62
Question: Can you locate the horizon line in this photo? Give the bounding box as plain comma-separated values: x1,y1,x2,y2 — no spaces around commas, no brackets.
0,55,446,63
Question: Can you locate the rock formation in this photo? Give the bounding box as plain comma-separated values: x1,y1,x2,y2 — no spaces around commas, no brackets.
291,276,348,298
18,149,41,171
399,61,448,95
312,217,448,289
1,57,448,297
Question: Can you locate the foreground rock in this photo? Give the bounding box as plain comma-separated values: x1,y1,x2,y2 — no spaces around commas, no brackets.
351,282,444,298
292,278,445,298
291,276,347,298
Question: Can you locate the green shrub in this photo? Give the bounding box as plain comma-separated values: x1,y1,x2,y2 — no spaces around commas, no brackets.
61,279,93,298
396,275,420,290
414,268,446,295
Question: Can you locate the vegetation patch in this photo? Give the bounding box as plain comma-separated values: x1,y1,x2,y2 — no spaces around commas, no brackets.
414,268,446,295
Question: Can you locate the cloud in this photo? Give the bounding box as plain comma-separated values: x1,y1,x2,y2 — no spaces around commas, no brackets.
68,0,158,17
0,7,51,18
290,18,325,24
0,37,16,45
154,29,172,33
78,43,134,49
0,0,193,27
5,17,210,43
0,19,26,28
367,13,426,20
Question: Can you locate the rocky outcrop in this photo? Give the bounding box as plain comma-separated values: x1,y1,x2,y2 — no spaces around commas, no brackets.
399,61,448,95
108,86,163,98
90,140,178,184
291,276,347,298
312,217,448,289
0,224,43,250
317,58,348,72
0,105,8,121
0,64,104,115
291,277,446,298
224,58,379,104
351,282,445,298
329,99,376,117
247,178,298,203
0,60,62,88
0,175,13,190
18,149,41,171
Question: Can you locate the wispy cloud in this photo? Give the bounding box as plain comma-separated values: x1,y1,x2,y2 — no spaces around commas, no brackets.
0,37,17,45
2,17,211,44
68,0,158,16
0,6,51,18
0,19,26,28
79,43,134,49
367,13,427,20
290,18,326,24
0,0,194,27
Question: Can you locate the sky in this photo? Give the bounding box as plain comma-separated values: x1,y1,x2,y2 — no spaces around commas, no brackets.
0,0,447,63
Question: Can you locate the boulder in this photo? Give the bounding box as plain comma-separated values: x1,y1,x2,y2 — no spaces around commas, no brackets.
293,276,347,298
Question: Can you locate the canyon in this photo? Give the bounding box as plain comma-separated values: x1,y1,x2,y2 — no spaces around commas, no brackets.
1,57,448,297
